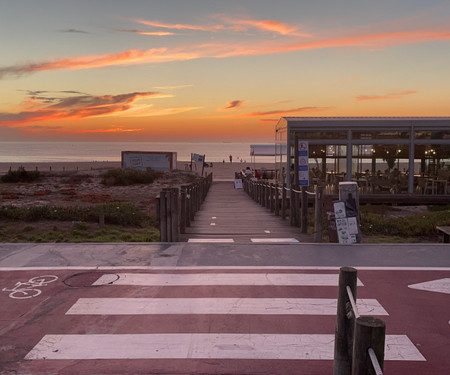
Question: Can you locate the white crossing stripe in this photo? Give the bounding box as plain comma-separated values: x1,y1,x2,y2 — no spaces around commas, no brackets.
188,239,234,243
408,278,450,295
92,273,363,286
251,238,299,243
25,333,425,361
66,297,388,316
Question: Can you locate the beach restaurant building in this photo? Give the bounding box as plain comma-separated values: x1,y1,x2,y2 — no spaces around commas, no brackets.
275,117,450,195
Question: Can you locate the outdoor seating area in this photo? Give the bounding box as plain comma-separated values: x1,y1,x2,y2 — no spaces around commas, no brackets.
275,117,450,196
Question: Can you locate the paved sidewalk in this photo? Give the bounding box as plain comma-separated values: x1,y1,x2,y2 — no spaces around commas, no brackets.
1,242,449,269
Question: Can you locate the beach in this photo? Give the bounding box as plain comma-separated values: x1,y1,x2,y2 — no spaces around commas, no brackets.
0,161,277,181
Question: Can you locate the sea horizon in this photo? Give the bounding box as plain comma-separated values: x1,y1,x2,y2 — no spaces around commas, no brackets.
0,141,276,164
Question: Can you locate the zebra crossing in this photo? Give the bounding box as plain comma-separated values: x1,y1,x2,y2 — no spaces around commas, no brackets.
25,270,425,368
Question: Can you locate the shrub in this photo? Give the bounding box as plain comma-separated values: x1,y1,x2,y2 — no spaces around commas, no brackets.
1,167,40,183
0,202,153,227
101,168,163,186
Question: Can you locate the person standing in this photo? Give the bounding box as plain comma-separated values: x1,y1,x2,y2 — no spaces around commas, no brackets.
229,155,233,163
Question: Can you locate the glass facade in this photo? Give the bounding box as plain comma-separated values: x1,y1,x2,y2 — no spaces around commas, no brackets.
275,117,450,195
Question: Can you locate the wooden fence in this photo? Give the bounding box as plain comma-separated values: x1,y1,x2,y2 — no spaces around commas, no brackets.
242,178,325,242
156,173,213,242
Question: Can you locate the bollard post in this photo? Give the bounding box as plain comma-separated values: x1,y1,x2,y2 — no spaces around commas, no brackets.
334,267,358,375
352,317,385,375
300,186,308,233
281,184,287,219
314,185,324,242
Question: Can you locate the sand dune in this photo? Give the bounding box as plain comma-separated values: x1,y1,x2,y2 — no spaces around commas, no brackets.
0,161,276,180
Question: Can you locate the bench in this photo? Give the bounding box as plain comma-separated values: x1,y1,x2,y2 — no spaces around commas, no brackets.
436,226,450,243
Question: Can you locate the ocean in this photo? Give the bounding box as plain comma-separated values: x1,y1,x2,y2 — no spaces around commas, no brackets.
0,141,275,163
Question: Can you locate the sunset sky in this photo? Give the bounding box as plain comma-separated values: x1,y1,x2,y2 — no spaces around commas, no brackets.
1,0,449,142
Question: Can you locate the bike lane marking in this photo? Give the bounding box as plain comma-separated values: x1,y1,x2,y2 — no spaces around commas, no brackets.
1,268,449,375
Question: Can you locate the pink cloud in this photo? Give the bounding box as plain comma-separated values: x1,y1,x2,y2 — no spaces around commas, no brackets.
356,90,418,101
0,92,164,126
1,30,449,78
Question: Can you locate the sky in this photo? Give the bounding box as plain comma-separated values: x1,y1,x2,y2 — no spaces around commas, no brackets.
0,0,449,142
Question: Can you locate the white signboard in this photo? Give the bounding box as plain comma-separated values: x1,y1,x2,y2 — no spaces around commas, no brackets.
122,151,177,171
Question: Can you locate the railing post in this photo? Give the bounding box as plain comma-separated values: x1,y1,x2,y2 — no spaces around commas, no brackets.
180,186,187,234
301,186,308,233
352,317,385,375
170,187,179,242
314,185,324,242
274,183,279,216
165,188,173,241
290,185,295,226
159,190,167,242
334,266,358,375
189,185,195,222
269,183,274,212
281,184,287,219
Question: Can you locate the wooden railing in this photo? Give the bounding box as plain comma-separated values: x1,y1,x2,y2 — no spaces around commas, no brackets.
156,173,213,242
242,178,324,242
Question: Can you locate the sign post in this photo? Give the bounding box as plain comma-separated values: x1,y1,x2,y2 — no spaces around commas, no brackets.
298,141,309,187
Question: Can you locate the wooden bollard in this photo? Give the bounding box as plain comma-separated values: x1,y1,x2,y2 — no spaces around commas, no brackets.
333,267,358,375
281,184,286,219
352,317,385,375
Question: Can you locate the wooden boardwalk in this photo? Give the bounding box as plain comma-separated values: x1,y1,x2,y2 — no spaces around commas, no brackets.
180,181,313,243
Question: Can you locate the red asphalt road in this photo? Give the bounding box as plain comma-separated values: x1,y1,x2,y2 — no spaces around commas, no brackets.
0,268,448,375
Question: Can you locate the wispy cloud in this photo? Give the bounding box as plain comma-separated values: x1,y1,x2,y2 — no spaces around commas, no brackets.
120,29,175,36
223,100,245,110
246,106,330,117
134,19,223,32
356,90,418,101
153,84,193,90
222,18,309,36
61,28,88,34
0,91,167,126
71,127,143,133
1,30,449,79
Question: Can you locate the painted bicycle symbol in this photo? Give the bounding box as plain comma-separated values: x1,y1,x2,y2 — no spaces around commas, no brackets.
2,275,58,299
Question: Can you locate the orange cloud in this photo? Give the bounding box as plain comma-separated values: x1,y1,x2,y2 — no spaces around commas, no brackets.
71,127,143,133
0,92,165,126
121,29,176,36
224,18,309,36
246,106,330,117
1,30,449,78
356,90,418,101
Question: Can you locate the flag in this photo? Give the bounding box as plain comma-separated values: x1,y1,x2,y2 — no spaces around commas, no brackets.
191,153,205,163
